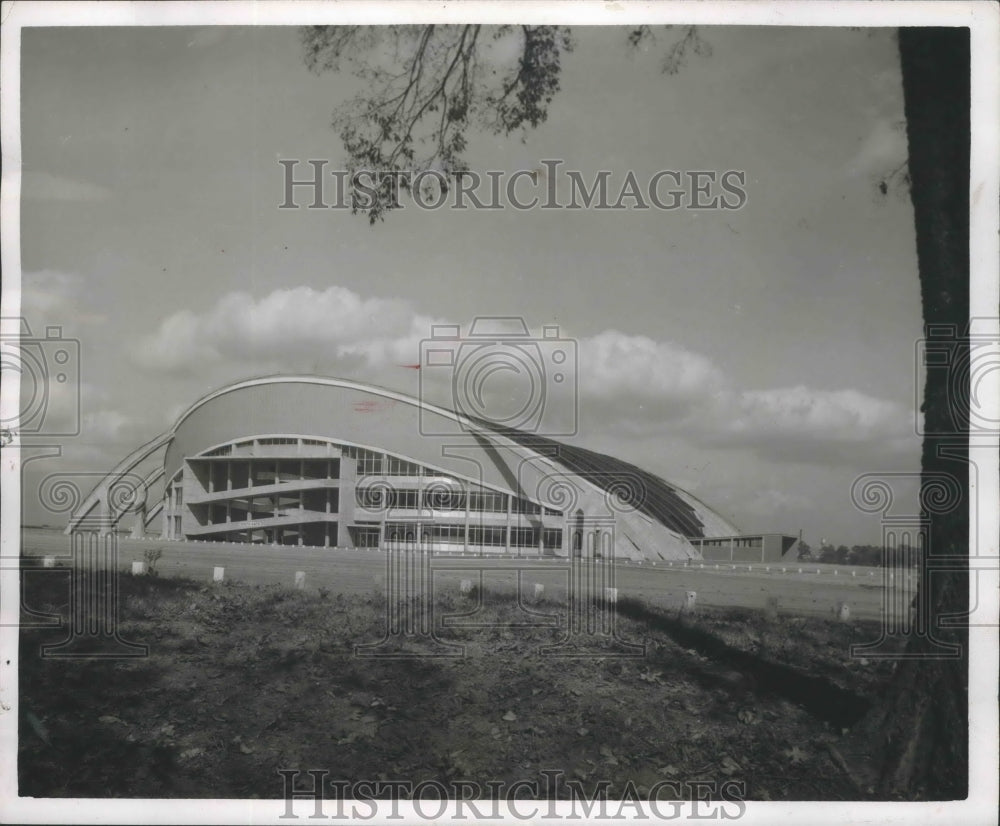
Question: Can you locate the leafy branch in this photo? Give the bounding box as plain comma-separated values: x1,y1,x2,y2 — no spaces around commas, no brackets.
301,24,573,222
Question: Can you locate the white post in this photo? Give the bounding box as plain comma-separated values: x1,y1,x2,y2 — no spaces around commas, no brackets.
604,587,618,604
213,566,225,582
42,556,56,569
295,571,306,589
460,579,473,594
533,583,545,600
684,591,697,611
131,560,146,575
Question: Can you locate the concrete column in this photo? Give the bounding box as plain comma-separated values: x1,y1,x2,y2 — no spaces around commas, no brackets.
130,504,147,539
463,488,471,554
504,495,512,556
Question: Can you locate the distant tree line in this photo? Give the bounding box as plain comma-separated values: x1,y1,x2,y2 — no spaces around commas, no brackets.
796,541,921,567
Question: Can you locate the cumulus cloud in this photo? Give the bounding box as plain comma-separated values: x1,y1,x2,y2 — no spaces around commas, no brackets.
135,285,440,377
133,284,917,466
579,330,727,416
711,385,914,463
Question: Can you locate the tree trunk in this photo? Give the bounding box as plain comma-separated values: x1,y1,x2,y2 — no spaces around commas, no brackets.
856,27,970,801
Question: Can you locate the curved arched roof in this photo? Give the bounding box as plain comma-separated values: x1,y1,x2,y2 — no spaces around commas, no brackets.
70,375,739,541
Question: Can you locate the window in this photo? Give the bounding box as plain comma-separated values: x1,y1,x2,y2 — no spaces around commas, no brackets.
355,448,384,476
425,524,465,545
386,455,423,476
259,437,296,446
392,489,421,510
357,487,388,510
356,487,420,510
510,527,538,548
468,489,507,513
351,526,380,548
203,445,232,457
384,522,418,544
423,488,466,511
512,498,541,515
174,487,183,506
543,528,563,550
469,526,506,547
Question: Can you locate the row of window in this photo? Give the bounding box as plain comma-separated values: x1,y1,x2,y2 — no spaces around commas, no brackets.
187,445,561,517
380,522,563,549
696,537,764,549
356,486,557,515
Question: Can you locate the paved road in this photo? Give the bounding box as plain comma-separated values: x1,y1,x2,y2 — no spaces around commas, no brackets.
19,528,907,622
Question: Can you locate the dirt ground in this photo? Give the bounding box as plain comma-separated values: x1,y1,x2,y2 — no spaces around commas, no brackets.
17,563,907,802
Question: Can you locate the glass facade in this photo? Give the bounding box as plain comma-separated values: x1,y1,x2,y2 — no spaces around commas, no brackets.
163,436,563,553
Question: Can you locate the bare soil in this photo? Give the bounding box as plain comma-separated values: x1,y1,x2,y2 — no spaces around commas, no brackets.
18,565,904,801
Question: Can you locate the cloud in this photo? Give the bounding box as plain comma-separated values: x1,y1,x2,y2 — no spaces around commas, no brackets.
22,171,111,202
579,330,728,418
709,385,916,464
134,284,917,467
134,285,441,377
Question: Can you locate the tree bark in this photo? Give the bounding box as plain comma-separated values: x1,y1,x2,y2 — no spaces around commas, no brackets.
859,27,971,801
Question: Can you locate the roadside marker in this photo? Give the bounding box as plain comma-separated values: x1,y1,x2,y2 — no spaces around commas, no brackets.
213,566,225,582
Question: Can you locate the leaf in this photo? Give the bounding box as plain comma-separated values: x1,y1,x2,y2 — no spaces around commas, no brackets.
502,711,517,722
737,709,759,725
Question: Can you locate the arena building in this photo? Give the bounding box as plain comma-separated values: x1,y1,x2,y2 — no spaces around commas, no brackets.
64,376,788,562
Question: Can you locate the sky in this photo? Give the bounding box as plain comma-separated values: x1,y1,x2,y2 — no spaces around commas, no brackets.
16,23,925,545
